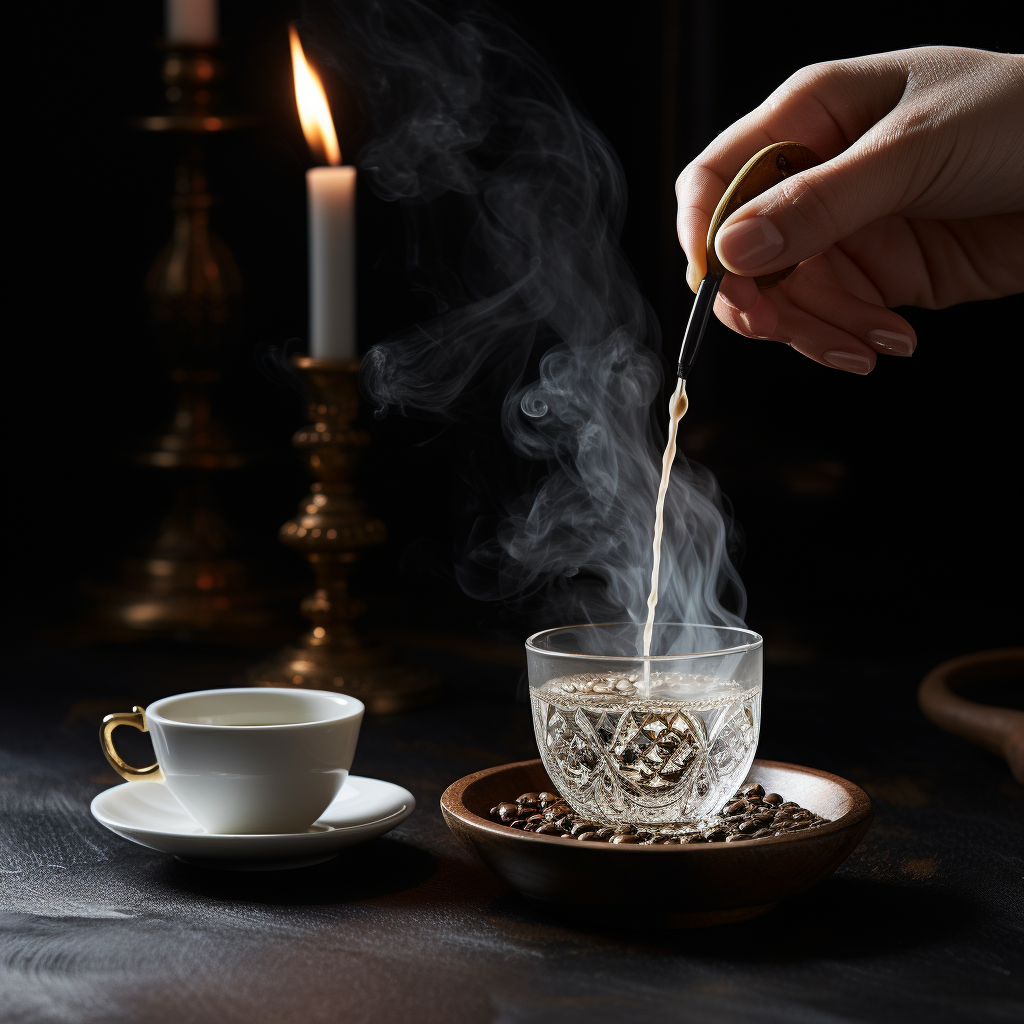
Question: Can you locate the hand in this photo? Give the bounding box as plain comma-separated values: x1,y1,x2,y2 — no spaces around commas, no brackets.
675,46,1024,373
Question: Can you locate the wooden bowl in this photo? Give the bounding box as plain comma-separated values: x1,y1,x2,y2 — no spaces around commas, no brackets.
918,648,1024,784
441,758,872,927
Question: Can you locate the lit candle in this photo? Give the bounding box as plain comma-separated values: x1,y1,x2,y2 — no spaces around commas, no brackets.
166,0,218,45
290,26,357,362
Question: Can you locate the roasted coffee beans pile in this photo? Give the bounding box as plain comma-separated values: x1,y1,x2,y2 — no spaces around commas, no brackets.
488,783,828,843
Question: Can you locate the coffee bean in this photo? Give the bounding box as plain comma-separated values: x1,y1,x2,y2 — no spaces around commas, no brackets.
490,784,829,843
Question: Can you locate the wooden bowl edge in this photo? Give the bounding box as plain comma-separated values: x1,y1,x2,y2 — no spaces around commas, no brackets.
440,758,872,851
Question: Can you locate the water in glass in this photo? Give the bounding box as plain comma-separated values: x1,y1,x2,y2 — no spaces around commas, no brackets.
531,669,760,824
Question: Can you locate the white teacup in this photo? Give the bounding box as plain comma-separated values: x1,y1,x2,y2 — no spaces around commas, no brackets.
100,688,364,835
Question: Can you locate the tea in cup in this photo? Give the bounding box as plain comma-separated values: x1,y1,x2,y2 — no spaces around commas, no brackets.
100,687,364,834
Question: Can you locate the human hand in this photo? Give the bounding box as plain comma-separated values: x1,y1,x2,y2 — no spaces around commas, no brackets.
675,46,1024,373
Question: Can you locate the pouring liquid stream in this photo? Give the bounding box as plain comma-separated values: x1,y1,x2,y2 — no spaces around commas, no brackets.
642,377,688,693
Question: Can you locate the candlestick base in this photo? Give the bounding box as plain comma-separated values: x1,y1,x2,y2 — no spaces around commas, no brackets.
250,642,439,716
86,553,304,646
248,358,440,714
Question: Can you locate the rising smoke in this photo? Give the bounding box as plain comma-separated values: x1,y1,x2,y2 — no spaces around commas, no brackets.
306,0,746,632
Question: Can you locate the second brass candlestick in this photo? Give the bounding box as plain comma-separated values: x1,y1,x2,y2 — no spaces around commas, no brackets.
250,357,439,714
85,40,299,643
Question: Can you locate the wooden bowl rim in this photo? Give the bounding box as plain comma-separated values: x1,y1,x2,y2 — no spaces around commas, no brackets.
441,757,871,852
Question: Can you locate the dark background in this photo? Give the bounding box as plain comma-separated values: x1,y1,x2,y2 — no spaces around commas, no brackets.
6,0,1022,672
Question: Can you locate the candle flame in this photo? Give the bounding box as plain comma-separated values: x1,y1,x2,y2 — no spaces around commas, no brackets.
289,24,341,166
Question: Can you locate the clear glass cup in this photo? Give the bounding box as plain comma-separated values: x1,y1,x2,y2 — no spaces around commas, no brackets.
526,622,763,825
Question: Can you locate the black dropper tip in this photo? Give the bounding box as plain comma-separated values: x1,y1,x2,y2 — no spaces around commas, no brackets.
676,273,723,380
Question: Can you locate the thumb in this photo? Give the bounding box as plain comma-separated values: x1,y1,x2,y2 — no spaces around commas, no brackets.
714,133,911,277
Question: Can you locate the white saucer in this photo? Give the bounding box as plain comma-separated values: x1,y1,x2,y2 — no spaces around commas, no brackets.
90,776,415,871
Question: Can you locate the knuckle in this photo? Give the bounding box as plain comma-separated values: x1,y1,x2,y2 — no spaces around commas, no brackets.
892,101,937,138
675,158,708,198
777,60,842,100
777,173,844,243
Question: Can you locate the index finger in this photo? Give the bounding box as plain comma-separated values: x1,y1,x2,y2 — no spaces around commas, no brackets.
675,54,911,291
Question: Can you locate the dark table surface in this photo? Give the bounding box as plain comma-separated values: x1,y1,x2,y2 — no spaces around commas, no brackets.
2,639,1022,1024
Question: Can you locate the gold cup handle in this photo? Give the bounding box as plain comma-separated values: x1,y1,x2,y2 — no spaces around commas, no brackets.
100,707,165,783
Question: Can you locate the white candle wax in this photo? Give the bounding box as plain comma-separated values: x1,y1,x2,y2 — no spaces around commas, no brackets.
308,166,357,361
166,0,218,45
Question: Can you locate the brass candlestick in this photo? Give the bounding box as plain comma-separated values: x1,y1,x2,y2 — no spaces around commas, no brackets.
250,358,439,714
86,42,300,642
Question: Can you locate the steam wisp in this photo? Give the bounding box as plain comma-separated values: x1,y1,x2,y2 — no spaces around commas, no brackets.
308,0,746,642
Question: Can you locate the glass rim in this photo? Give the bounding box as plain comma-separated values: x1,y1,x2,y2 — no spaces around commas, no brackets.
525,621,763,662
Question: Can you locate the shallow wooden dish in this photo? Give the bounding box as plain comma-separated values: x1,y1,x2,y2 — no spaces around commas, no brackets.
918,647,1024,784
441,758,872,927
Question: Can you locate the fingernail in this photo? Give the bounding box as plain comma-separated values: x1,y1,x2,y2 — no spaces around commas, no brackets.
822,351,872,374
716,217,784,271
867,329,916,356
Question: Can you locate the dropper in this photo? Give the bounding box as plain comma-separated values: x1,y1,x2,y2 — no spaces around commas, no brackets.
676,141,819,383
